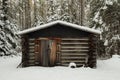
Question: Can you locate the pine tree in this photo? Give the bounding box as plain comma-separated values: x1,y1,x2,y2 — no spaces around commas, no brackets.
101,1,120,56
60,0,71,22
0,0,20,56
88,0,120,57
47,0,60,22
87,0,105,58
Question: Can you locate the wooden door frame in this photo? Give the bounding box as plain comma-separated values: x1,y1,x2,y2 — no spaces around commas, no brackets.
34,37,61,66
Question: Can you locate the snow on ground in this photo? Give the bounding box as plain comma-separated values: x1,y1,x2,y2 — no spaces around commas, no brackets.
0,55,120,80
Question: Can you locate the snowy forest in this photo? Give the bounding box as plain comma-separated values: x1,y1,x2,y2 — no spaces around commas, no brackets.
0,0,120,59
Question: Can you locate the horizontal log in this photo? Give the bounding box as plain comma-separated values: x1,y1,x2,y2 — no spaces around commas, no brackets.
29,46,34,49
28,55,35,57
29,43,35,45
28,55,35,58
38,38,49,40
61,63,84,66
28,60,35,63
90,59,96,62
29,49,34,52
61,53,87,56
29,52,34,55
61,50,89,52
61,46,89,49
29,39,35,41
61,60,85,63
61,42,89,45
62,38,89,40
61,57,86,59
29,63,35,66
56,63,61,65
35,62,40,64
29,56,35,60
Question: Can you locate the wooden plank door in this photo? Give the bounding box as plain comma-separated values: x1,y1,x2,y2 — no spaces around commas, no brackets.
35,39,50,66
49,40,57,66
34,38,61,67
41,38,60,66
41,40,50,67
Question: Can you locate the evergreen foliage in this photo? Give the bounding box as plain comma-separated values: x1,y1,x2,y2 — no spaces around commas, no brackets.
0,0,120,58
101,1,120,56
89,0,120,58
0,0,20,56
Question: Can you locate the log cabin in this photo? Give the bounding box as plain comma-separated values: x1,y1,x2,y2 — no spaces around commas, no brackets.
18,20,101,68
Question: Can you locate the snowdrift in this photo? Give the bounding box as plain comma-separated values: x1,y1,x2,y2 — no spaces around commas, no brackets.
0,55,120,80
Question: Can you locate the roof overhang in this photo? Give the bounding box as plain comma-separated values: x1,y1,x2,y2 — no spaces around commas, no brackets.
17,20,101,35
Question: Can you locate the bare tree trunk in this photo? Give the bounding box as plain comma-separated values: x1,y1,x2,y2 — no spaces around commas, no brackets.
25,0,31,29
2,0,8,22
18,0,21,30
19,0,25,30
80,0,85,26
33,0,37,26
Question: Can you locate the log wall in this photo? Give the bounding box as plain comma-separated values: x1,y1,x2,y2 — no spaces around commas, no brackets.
22,36,98,68
22,37,98,68
21,24,99,68
60,38,89,67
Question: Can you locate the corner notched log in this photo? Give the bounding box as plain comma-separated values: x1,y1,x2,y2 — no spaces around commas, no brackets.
88,34,97,68
21,35,29,67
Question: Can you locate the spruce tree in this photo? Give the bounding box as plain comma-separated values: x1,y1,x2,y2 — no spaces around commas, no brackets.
0,0,20,56
88,0,120,57
101,1,120,56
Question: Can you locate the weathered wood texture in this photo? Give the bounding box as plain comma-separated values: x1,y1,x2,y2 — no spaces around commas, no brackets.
28,38,35,66
21,24,99,68
21,35,29,67
22,36,98,68
26,38,61,67
27,24,90,38
34,39,41,65
60,38,89,67
49,40,57,66
88,34,97,68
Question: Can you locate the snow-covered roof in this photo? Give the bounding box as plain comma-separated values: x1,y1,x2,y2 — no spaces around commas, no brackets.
17,20,101,35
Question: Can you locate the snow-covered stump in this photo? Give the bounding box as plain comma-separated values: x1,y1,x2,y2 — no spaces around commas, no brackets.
69,62,76,68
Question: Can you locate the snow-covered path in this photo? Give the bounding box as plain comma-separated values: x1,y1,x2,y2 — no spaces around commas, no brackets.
0,55,120,80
